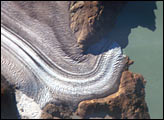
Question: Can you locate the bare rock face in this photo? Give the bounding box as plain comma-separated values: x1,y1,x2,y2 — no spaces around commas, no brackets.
41,103,72,119
69,1,127,50
76,57,150,119
1,76,19,119
40,57,150,119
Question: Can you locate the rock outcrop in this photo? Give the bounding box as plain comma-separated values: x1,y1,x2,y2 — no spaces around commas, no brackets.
76,57,150,119
69,1,127,50
1,75,19,119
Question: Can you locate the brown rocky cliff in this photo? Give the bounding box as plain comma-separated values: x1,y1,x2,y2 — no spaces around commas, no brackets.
69,1,127,50
76,57,150,119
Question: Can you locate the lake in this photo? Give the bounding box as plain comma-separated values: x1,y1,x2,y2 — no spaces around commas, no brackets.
109,1,163,119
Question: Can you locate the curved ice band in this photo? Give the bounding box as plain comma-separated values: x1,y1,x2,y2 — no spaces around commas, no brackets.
1,25,126,108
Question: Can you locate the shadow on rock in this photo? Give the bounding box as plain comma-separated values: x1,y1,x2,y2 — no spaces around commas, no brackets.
85,1,157,55
1,75,20,119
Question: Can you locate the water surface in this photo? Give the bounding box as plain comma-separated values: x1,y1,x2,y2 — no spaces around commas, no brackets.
111,1,163,119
